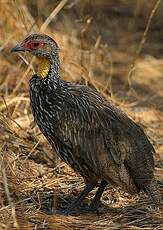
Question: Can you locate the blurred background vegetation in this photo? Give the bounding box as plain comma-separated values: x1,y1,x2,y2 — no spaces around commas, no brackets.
0,0,162,229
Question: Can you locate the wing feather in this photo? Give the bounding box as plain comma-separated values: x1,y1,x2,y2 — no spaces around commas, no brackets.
53,84,154,186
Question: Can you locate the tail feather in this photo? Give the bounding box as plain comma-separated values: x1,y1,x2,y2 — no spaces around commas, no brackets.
144,178,161,205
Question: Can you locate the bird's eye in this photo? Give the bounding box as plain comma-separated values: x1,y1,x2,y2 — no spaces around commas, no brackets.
33,42,39,47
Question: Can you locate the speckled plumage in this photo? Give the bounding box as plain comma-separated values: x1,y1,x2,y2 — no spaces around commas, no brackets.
12,34,161,212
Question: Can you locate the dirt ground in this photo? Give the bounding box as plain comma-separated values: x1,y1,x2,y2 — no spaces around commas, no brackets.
0,1,163,229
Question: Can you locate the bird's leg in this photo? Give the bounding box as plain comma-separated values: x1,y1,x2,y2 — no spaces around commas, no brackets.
89,180,108,211
65,183,96,214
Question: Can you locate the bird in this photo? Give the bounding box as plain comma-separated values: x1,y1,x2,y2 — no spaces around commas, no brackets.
11,33,161,214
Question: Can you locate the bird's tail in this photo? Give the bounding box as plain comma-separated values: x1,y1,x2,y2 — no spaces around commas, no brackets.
144,178,161,205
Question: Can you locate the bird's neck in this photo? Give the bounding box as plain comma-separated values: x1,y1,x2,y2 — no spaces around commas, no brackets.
36,54,60,80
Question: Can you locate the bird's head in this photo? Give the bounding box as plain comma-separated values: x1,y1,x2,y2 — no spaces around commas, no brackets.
11,34,60,78
11,33,59,57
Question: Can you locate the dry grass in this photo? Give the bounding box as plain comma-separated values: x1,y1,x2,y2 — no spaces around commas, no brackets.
0,0,163,229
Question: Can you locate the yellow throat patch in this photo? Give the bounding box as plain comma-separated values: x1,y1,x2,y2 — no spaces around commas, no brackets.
37,57,50,78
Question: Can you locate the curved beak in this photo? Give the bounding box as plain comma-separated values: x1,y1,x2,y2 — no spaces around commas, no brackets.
11,42,26,52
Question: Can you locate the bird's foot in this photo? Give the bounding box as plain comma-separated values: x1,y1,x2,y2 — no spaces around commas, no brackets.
55,202,107,215
55,203,90,216
87,201,107,214
55,207,88,216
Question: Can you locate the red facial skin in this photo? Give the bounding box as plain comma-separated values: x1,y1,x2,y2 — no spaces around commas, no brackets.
24,41,45,50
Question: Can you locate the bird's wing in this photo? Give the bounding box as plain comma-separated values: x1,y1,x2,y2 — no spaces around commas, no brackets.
55,85,112,159
54,84,154,181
